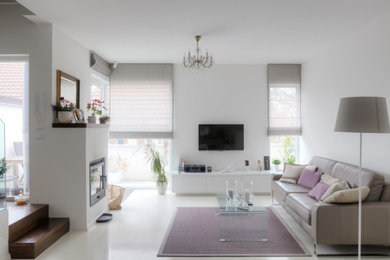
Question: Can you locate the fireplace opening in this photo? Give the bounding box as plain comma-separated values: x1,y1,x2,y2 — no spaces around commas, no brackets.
90,157,106,207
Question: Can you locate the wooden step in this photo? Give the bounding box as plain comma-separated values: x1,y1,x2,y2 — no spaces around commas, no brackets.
8,203,48,242
9,218,70,259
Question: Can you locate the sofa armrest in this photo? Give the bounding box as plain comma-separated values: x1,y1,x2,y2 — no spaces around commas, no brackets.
311,202,390,245
272,173,282,180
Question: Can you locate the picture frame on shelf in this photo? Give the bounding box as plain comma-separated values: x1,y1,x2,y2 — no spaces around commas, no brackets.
73,109,85,123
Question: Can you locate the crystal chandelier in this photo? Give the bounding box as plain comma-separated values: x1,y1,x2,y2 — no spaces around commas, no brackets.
183,35,214,69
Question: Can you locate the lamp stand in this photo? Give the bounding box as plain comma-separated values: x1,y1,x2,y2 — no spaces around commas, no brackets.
358,132,362,260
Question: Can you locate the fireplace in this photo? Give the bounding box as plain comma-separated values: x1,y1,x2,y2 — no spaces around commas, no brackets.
89,157,106,207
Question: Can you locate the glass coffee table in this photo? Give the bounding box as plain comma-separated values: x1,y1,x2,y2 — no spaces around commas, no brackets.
216,194,268,242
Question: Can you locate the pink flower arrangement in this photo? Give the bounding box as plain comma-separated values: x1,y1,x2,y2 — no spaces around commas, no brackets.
87,99,107,116
52,99,75,111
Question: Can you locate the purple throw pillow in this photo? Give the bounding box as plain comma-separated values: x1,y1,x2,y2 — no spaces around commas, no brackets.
297,168,323,189
308,181,330,201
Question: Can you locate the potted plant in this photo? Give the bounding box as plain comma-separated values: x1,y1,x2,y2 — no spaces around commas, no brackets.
99,115,110,124
145,145,168,195
285,155,296,164
272,159,281,171
87,99,106,124
0,158,7,180
52,99,75,123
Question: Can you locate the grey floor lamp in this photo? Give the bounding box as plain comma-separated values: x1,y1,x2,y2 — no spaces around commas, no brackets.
334,97,390,259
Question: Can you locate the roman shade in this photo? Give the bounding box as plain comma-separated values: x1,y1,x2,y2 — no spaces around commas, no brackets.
90,51,112,76
268,64,301,136
109,64,173,139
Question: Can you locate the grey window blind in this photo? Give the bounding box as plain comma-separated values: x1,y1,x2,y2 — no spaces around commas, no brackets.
90,51,112,76
109,64,173,139
268,64,301,136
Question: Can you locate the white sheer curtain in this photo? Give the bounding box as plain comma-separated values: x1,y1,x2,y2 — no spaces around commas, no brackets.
109,64,173,138
268,64,301,136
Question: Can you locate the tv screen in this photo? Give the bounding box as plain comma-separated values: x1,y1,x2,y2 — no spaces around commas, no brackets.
199,124,244,151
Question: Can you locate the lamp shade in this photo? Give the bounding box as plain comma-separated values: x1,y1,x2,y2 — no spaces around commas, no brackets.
335,97,390,133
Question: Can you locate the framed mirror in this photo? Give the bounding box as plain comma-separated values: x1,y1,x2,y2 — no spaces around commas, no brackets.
56,70,80,108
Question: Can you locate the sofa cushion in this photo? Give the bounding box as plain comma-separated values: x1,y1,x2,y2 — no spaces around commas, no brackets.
330,162,384,201
321,181,347,201
308,181,330,201
321,174,342,185
309,156,337,176
298,169,323,189
286,193,317,225
323,186,370,203
280,164,306,184
380,183,390,201
272,181,311,201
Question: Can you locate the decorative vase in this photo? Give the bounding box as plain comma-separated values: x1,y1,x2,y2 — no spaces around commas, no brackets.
156,182,168,195
88,115,97,124
57,111,73,123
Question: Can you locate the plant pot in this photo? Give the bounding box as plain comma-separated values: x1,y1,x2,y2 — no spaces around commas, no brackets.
57,111,73,123
88,115,97,124
274,164,281,171
99,117,110,124
156,182,168,195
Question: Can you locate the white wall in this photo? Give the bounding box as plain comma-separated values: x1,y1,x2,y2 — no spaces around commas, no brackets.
31,26,107,230
0,210,9,260
0,4,107,231
173,65,269,171
86,128,109,228
301,10,390,180
52,26,91,109
0,4,52,257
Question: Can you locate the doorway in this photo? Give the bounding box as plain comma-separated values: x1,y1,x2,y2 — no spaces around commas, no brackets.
0,58,29,197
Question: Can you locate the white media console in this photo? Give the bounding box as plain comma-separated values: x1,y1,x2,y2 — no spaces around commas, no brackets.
171,170,273,195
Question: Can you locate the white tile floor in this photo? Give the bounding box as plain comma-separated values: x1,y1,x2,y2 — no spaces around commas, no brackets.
34,190,374,260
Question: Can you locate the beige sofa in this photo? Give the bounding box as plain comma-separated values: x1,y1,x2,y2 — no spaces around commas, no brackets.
272,156,390,253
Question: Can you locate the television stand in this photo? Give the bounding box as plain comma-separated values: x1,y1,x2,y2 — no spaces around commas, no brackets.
171,170,273,195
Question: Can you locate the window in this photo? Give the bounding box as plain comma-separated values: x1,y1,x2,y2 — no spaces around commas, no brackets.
109,64,173,138
268,64,301,135
268,64,301,166
108,138,171,182
90,71,109,110
0,59,29,194
108,64,173,184
270,136,299,166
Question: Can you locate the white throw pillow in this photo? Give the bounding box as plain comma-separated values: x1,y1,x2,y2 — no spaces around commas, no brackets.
321,181,347,201
321,174,342,185
323,186,370,203
305,165,318,172
279,164,306,184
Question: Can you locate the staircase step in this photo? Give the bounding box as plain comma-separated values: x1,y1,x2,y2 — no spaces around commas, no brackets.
9,218,70,259
8,203,48,242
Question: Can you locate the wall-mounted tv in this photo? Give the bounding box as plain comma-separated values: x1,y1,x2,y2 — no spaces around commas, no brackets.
199,124,244,151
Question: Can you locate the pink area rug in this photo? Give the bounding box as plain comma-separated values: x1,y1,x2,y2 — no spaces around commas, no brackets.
158,207,310,257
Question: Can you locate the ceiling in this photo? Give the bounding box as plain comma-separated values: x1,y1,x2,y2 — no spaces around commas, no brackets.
17,0,390,64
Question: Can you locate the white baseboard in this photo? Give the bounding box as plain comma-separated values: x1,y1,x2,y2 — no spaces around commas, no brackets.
87,206,109,230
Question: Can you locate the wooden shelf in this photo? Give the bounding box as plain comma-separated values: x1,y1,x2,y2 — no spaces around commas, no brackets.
52,123,109,128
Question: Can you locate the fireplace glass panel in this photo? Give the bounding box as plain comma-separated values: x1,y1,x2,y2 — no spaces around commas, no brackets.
90,158,106,207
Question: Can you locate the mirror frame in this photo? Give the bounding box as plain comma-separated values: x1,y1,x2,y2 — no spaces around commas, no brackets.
56,70,80,108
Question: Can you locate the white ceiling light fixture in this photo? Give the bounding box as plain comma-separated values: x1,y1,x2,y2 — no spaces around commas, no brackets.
183,35,214,69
